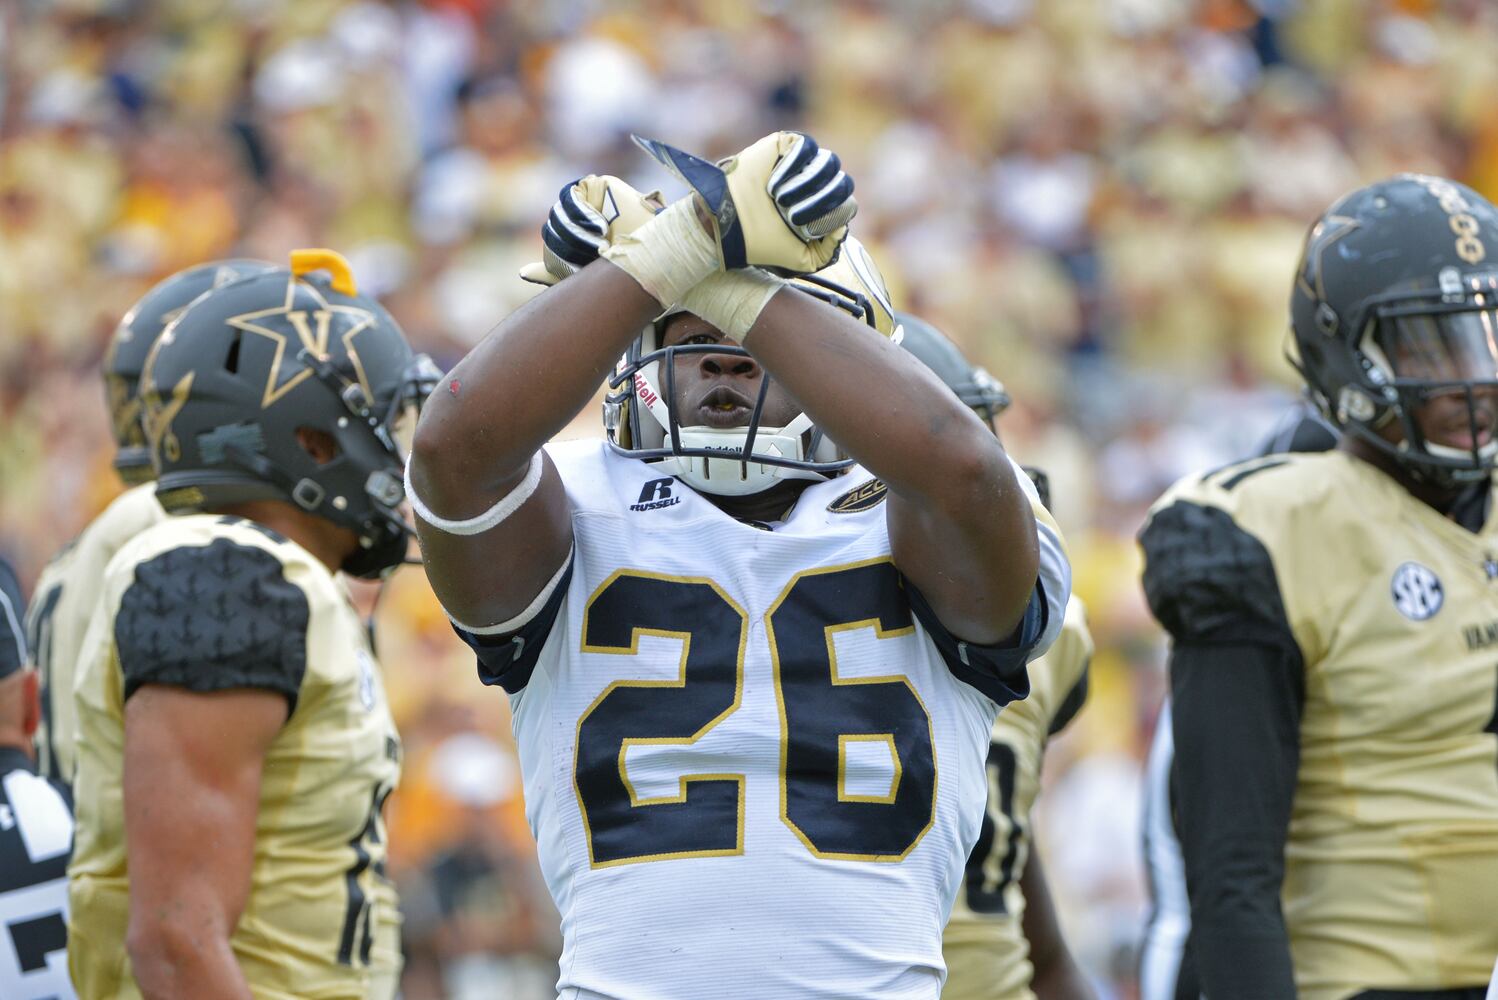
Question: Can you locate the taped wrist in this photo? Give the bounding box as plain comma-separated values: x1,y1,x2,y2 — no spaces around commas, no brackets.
679,268,786,341
600,198,719,308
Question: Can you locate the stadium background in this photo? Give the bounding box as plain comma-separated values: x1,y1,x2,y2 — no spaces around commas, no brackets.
3,0,1494,996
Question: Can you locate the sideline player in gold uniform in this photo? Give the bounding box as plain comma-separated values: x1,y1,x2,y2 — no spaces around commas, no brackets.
68,251,436,999
1140,174,1498,1000
898,315,1094,1000
26,260,273,788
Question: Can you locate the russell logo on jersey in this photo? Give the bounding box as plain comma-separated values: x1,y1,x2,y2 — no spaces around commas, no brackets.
630,479,681,512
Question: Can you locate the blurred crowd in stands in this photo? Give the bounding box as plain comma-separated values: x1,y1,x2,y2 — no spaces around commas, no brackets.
4,0,1495,995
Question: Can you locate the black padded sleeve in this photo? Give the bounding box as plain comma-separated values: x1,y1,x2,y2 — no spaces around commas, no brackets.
452,557,574,694
115,539,309,712
1171,640,1303,1000
1139,500,1299,651
1048,667,1089,736
1141,500,1304,1000
0,557,26,679
905,579,1044,706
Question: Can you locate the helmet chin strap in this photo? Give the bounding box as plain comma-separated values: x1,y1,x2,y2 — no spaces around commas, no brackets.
636,365,835,497
1418,439,1498,486
664,421,824,497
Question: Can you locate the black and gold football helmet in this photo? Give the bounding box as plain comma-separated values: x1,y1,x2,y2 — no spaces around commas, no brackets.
140,249,440,577
896,311,1011,432
104,260,276,484
891,309,1052,504
1291,173,1498,486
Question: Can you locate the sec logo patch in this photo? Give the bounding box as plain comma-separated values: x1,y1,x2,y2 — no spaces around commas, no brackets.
1391,562,1443,621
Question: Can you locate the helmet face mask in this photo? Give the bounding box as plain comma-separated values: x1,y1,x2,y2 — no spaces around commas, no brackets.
1291,174,1498,489
603,236,901,496
141,255,437,578
1362,279,1498,478
296,348,442,577
607,338,846,496
965,368,1012,433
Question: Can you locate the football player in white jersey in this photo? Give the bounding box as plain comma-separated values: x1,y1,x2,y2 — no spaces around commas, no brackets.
408,132,1071,999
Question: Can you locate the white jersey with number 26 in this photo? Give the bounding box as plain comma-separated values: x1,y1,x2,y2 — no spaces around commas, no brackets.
453,440,1070,1000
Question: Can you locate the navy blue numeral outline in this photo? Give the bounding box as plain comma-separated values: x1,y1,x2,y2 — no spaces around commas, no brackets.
573,561,939,867
767,558,938,862
575,571,749,868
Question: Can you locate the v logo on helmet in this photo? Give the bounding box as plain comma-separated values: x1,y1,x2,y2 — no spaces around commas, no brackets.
228,277,377,409
141,371,195,464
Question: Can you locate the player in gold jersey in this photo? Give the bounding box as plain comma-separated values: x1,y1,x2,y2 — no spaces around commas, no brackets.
1140,175,1498,1000
26,260,273,788
69,250,437,999
944,586,1092,1000
897,314,1095,1000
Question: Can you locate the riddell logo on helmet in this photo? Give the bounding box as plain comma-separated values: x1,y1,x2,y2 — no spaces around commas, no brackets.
631,478,681,512
634,373,660,409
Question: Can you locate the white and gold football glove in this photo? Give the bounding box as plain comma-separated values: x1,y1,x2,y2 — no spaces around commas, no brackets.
520,173,783,338
519,175,664,287
632,130,857,275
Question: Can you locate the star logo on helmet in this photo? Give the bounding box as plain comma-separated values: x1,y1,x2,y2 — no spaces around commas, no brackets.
228,273,377,409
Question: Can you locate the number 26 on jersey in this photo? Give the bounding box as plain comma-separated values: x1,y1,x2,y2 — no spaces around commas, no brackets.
575,559,938,868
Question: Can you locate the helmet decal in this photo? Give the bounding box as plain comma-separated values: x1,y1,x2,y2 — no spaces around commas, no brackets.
140,370,194,466
226,274,378,409
1409,173,1488,264
141,250,435,578
104,258,277,483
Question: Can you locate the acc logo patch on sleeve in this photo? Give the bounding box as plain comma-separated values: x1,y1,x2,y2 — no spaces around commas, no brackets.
828,479,888,514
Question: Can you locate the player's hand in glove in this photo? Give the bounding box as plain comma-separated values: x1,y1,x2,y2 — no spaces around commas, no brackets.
633,131,856,275
520,175,665,287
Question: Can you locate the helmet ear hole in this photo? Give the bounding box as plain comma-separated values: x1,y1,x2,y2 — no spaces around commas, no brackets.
296,427,340,467
224,332,243,375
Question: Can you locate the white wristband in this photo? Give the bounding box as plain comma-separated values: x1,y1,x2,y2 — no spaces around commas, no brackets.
600,197,720,308
448,546,574,635
405,452,543,536
679,268,786,341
